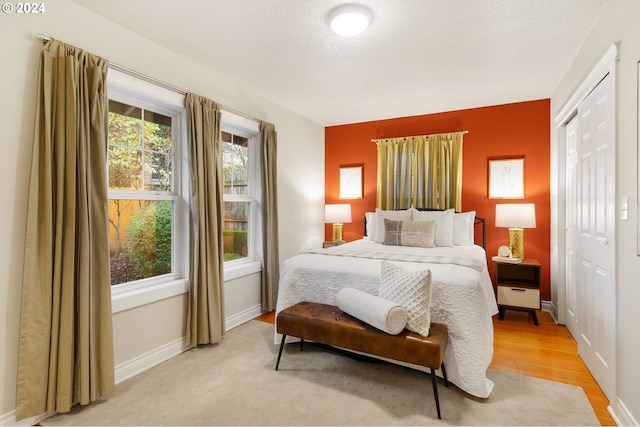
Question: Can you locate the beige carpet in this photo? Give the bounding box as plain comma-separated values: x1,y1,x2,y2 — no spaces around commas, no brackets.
42,320,600,426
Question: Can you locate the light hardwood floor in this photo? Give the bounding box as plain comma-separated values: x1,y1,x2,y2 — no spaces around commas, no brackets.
256,309,615,426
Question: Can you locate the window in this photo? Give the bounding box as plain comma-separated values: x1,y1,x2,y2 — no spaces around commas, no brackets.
106,70,188,294
220,112,262,279
222,130,257,264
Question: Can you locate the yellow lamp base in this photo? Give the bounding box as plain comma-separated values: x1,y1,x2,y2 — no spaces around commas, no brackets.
332,223,344,243
508,228,525,259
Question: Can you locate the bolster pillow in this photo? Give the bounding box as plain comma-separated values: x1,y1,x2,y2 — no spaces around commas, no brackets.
336,287,408,335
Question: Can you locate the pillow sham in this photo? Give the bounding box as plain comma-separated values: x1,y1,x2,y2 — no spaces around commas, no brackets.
378,261,432,337
336,287,408,335
373,208,412,244
364,211,376,240
410,208,455,247
382,219,436,248
452,211,476,246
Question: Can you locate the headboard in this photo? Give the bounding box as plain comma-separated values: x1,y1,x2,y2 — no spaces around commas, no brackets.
364,208,486,249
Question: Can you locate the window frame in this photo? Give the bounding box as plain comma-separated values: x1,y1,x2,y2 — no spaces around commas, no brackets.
221,111,262,281
107,69,190,313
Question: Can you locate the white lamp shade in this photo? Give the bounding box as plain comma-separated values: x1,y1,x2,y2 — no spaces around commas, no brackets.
325,204,352,224
328,4,372,37
495,203,536,228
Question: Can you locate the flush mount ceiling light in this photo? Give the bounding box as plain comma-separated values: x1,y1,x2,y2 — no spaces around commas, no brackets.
328,4,372,37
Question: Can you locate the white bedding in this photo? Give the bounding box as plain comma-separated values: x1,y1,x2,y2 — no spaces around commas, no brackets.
275,238,499,398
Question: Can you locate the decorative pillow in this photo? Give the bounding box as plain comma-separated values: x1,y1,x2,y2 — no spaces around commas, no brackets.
410,208,455,247
382,219,436,248
378,261,432,337
373,208,412,244
336,287,408,335
452,211,476,246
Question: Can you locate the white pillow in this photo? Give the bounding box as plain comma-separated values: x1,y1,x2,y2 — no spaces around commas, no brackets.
378,261,432,337
452,211,476,246
373,208,412,243
336,287,408,335
410,208,455,247
364,212,376,240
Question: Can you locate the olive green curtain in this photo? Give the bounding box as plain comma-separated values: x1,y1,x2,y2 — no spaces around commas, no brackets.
259,122,280,311
185,93,225,346
376,132,464,211
425,132,464,211
16,39,114,420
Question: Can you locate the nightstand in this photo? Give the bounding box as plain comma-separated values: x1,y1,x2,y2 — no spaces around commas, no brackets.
322,241,337,248
494,258,541,326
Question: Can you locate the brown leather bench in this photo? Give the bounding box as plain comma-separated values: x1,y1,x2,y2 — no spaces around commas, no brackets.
275,301,449,419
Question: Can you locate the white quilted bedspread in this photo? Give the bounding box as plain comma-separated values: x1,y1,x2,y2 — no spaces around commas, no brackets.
275,238,499,399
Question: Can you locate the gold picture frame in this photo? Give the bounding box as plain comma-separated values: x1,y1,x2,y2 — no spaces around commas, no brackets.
488,158,525,199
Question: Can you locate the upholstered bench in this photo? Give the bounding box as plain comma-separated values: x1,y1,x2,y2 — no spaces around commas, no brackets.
275,301,449,419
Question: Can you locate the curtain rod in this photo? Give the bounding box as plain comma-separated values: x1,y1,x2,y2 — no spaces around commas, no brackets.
35,34,263,125
371,130,469,143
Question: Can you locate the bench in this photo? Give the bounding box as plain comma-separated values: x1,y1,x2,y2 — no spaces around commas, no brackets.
275,301,449,419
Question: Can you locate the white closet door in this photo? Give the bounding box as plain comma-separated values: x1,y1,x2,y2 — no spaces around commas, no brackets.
566,72,616,402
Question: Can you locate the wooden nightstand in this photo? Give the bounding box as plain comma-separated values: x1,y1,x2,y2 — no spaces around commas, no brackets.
322,241,337,248
494,258,541,326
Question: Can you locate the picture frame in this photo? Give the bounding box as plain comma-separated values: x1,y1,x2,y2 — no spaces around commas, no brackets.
488,158,525,199
339,164,363,199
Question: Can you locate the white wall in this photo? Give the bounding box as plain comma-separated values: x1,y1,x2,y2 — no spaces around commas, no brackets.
550,0,640,424
0,0,324,423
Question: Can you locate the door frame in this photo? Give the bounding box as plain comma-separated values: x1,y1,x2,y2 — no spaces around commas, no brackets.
551,43,618,324
551,43,618,402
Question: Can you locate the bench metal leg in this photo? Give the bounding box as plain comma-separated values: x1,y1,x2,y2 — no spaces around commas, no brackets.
441,363,449,387
430,368,442,420
275,334,287,370
300,338,304,351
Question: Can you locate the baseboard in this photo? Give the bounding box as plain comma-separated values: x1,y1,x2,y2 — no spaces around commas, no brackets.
0,409,50,426
540,300,558,323
610,397,638,426
225,304,263,331
115,336,187,384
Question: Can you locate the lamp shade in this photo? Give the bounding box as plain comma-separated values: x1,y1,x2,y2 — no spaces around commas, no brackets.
495,204,536,228
325,204,352,224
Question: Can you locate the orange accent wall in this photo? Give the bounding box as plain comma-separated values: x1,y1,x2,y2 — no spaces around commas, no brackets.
324,99,551,300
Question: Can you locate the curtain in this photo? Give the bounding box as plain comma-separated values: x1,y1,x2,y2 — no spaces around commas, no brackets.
376,132,463,211
425,132,463,211
16,39,114,420
185,93,225,346
259,122,280,311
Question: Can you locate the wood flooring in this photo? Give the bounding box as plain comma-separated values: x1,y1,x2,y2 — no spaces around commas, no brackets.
256,309,615,426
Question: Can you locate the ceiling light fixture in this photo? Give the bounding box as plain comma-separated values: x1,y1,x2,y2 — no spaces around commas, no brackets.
328,4,372,37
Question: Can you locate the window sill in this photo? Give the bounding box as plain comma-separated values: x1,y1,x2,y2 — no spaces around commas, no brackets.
110,261,262,313
111,278,189,314
224,260,262,281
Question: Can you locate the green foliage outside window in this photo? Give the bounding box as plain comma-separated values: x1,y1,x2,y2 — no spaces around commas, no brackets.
223,229,248,261
127,200,173,278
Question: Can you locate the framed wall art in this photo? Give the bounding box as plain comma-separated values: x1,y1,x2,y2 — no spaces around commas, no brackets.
339,164,363,199
488,158,525,199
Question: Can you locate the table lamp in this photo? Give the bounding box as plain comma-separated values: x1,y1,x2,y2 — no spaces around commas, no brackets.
325,204,352,244
495,203,536,259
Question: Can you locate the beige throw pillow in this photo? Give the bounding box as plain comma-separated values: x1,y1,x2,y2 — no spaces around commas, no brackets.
383,219,436,248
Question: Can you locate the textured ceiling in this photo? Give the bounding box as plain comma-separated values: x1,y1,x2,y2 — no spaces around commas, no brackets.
75,0,607,126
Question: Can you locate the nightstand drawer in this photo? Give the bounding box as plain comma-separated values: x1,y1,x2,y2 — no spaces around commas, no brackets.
497,286,540,309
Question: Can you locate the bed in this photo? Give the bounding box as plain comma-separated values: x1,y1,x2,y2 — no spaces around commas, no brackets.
275,208,499,398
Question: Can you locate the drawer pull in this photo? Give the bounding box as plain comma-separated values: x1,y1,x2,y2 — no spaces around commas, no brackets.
511,288,526,292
